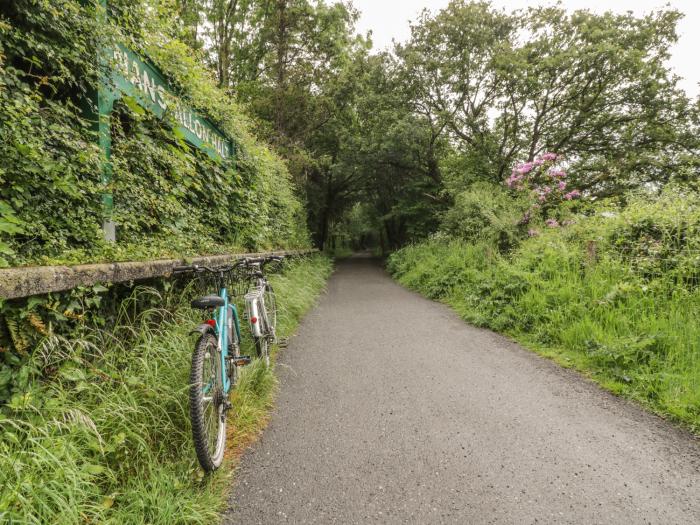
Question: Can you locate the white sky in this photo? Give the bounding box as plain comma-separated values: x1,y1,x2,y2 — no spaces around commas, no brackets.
352,0,700,98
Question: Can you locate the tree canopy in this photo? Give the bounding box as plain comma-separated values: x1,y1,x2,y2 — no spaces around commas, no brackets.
181,0,698,249
2,0,698,258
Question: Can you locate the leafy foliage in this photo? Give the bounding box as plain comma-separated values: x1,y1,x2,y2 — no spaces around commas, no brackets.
177,0,389,249
0,0,309,268
330,1,698,248
0,2,105,266
441,182,527,251
397,1,699,191
175,1,699,252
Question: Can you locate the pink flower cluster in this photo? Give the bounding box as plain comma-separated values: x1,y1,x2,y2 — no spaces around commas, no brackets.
505,152,581,206
506,162,535,189
505,152,583,231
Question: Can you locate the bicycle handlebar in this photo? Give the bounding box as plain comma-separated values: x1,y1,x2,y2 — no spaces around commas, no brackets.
172,255,285,275
241,255,284,265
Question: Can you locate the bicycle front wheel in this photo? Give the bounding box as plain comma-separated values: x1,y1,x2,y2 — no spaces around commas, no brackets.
190,333,226,472
264,283,277,342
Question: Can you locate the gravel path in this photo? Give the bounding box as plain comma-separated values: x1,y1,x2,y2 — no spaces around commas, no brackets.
224,255,700,524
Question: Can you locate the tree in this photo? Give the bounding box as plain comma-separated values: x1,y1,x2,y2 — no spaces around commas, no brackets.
396,1,699,197
496,6,698,195
347,53,449,248
175,0,202,48
191,0,700,249
202,0,377,247
396,1,515,183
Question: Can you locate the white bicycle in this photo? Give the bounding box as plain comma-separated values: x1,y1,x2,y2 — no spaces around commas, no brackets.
242,256,282,367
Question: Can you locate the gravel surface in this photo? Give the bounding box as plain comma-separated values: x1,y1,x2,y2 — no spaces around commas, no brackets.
224,255,700,524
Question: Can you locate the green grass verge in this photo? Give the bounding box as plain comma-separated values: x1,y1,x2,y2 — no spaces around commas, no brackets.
388,239,700,434
0,254,332,524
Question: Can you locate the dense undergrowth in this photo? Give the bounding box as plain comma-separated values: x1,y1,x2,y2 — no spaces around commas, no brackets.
388,193,700,432
0,254,331,524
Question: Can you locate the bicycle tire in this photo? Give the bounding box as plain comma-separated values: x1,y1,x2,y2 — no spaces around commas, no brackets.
190,333,226,472
264,283,277,342
254,282,276,367
254,335,269,367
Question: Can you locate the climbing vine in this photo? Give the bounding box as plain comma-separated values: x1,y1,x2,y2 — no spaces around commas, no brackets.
0,0,309,268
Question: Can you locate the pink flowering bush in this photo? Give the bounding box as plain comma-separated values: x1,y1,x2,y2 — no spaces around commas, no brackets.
505,153,582,227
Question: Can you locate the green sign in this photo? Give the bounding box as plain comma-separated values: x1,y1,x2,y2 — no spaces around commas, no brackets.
110,44,233,161
96,43,235,241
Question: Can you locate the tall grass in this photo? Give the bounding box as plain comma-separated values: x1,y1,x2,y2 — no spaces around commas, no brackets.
388,197,700,432
0,255,332,524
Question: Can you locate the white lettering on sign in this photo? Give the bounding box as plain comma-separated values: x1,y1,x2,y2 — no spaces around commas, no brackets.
156,85,167,110
111,48,230,159
130,60,141,90
142,69,156,102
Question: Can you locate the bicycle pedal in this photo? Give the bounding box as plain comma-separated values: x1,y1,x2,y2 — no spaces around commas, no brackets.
278,338,289,348
232,356,252,367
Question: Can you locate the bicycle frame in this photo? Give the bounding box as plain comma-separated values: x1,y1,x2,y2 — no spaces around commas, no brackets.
213,286,241,394
178,256,282,393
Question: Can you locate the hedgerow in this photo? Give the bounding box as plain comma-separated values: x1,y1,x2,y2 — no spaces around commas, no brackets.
0,0,309,268
0,4,320,520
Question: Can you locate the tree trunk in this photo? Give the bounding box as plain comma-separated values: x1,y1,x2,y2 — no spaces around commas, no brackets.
213,0,239,88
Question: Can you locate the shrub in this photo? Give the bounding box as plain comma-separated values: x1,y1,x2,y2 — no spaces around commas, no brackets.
0,0,309,267
440,182,528,250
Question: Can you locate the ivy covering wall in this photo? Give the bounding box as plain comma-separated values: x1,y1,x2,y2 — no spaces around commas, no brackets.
0,0,309,268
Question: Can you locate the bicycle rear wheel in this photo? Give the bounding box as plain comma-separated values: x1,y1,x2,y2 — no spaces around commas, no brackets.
254,334,269,368
190,333,226,472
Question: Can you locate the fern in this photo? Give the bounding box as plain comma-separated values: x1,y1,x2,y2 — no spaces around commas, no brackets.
6,317,30,354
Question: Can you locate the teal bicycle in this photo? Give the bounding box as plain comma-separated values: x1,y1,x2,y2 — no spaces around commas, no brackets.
174,255,283,472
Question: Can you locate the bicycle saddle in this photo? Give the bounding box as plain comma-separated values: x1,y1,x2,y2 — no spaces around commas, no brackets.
191,295,225,309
